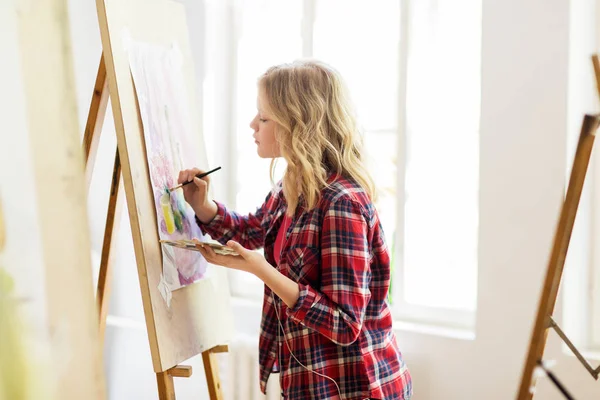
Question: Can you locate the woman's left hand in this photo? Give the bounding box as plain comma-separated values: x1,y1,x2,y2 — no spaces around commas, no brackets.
195,240,268,276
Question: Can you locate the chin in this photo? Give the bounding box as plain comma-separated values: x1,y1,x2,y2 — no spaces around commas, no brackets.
256,149,272,158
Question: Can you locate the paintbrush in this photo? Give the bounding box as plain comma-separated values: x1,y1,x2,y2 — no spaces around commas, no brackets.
167,166,221,193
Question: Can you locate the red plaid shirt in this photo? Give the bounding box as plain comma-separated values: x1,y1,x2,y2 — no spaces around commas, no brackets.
197,175,412,399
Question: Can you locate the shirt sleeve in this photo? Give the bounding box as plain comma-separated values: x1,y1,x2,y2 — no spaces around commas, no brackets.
195,191,274,250
286,196,372,346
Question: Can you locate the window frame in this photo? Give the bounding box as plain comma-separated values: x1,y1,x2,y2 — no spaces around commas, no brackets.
212,0,479,331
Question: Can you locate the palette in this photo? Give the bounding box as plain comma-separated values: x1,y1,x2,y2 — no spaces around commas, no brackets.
159,239,239,256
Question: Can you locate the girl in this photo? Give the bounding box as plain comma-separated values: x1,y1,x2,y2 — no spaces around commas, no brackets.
179,60,412,400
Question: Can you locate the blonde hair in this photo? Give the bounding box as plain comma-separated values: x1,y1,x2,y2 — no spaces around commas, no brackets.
259,60,376,215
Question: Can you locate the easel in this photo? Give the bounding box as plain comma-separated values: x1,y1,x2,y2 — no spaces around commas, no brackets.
82,0,233,398
517,54,600,399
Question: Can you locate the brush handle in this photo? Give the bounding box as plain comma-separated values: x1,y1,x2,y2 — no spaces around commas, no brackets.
169,166,221,192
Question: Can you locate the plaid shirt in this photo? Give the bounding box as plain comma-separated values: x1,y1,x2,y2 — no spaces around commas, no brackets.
197,175,412,399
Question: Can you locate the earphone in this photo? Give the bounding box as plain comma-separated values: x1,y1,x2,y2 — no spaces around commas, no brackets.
270,291,371,400
271,290,342,399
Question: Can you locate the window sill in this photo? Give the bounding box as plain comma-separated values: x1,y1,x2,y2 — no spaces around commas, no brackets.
229,295,476,341
392,319,475,341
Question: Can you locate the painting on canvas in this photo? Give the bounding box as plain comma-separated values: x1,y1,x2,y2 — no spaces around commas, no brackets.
127,38,209,293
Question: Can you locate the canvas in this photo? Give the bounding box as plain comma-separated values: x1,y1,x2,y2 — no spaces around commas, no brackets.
127,38,209,296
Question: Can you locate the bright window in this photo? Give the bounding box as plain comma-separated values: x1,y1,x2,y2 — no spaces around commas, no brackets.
397,0,481,329
203,0,482,329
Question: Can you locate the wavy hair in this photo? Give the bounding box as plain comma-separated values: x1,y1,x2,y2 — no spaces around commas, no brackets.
258,60,376,215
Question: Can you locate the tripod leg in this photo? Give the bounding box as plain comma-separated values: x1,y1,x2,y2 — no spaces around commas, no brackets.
97,149,122,343
83,54,109,190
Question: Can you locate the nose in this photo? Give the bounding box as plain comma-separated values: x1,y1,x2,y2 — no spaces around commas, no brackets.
249,115,258,131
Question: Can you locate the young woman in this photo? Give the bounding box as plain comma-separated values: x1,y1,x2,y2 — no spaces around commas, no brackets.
179,60,412,400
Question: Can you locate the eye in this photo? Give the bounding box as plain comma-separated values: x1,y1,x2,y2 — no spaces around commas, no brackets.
259,118,268,123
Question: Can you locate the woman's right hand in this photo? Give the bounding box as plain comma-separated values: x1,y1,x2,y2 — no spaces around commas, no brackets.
178,168,218,223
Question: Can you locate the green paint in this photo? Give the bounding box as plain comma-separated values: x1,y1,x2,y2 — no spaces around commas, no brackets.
173,208,183,232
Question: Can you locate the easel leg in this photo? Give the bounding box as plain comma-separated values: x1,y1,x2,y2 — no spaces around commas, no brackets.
83,54,109,189
156,371,176,400
82,53,121,344
97,148,122,343
203,346,228,400
517,114,600,399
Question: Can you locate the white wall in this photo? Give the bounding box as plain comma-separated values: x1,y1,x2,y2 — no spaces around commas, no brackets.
396,0,600,399
3,0,600,399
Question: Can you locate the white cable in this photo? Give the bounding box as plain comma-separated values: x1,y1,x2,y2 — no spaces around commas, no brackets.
272,291,372,399
272,291,342,399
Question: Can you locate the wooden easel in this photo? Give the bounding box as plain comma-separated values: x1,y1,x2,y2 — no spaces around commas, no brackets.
83,53,228,400
83,0,233,398
517,54,600,399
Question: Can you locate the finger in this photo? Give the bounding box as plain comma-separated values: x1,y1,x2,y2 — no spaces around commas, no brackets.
205,245,217,258
178,169,190,184
226,241,247,257
197,246,217,263
196,245,207,257
201,247,229,267
187,168,203,182
199,170,211,184
197,243,214,257
192,239,207,252
193,177,207,189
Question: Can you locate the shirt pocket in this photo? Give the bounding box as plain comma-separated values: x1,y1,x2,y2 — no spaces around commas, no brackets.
285,245,320,283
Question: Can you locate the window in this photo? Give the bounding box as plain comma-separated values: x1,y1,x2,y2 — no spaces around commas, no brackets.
312,0,401,241
203,0,482,329
561,11,600,353
395,0,481,329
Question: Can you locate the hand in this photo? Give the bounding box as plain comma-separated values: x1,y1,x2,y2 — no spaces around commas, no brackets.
197,239,300,309
178,168,216,222
195,240,269,276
